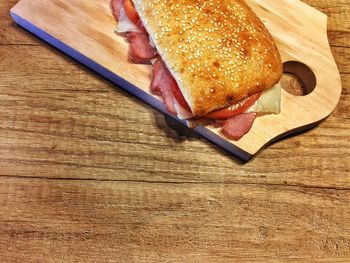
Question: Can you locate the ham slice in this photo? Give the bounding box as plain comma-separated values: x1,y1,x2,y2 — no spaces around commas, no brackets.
222,113,256,141
151,58,193,118
151,59,177,114
151,58,163,95
111,0,124,21
126,32,157,63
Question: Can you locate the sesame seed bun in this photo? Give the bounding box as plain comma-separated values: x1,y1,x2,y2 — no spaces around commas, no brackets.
133,0,283,116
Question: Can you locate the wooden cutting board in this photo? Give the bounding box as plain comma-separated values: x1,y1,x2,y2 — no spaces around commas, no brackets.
10,0,342,161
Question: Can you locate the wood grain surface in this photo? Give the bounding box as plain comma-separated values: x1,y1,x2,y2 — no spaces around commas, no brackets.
0,0,350,262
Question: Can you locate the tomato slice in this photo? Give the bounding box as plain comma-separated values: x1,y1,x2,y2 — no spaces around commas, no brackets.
169,77,192,112
123,0,140,25
205,93,261,120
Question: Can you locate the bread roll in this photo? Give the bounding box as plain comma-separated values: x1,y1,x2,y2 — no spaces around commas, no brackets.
133,0,283,116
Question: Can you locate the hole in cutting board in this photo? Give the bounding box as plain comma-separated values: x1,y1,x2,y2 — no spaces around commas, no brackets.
281,61,316,96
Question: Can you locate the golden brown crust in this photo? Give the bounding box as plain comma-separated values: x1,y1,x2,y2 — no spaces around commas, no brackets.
133,0,283,116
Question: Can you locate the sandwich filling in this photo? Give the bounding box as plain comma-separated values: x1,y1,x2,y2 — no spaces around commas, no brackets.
112,0,282,140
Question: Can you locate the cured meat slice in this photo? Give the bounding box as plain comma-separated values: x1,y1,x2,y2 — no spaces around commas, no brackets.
222,113,257,141
127,32,157,63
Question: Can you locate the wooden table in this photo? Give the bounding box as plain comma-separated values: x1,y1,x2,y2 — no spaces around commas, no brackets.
0,0,349,262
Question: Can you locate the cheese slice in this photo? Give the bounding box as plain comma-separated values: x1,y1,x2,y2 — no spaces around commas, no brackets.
116,6,141,33
174,100,193,120
248,83,281,114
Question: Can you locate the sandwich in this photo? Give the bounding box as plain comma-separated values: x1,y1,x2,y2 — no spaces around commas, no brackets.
111,0,283,140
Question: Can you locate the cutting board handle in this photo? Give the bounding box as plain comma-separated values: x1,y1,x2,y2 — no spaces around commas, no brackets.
233,0,343,157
